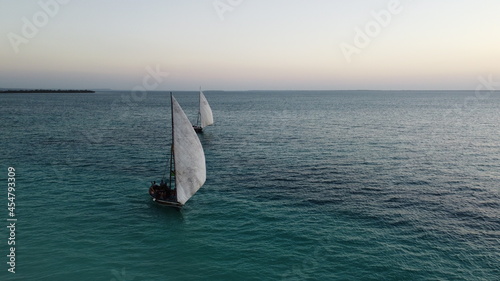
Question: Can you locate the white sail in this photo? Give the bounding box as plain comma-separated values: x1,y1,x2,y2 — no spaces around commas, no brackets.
199,91,214,128
172,96,206,205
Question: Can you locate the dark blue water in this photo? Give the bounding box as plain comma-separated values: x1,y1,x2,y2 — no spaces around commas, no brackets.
1,91,499,280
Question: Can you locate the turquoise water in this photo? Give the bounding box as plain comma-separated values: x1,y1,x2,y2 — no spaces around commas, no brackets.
1,91,499,280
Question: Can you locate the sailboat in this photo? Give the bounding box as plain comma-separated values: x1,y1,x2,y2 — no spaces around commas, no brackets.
149,93,206,207
193,90,214,133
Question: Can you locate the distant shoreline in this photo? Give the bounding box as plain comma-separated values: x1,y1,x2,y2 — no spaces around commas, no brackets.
0,89,95,93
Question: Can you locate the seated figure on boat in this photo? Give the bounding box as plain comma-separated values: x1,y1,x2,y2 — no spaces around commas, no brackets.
149,180,176,202
193,125,203,133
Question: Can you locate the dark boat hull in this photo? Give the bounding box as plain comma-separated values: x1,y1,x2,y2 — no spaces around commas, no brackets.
149,186,183,208
193,125,203,133
151,197,183,208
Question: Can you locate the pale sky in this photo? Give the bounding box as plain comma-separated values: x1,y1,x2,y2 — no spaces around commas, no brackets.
1,0,499,90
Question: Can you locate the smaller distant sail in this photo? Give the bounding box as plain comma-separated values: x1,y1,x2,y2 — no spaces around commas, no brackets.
199,91,214,128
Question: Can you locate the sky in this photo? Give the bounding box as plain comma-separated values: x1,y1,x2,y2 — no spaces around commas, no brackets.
1,0,499,91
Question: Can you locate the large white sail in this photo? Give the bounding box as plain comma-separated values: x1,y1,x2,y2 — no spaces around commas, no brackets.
172,96,206,205
199,91,214,128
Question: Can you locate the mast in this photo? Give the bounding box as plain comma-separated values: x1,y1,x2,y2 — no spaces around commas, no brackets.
198,87,202,127
169,92,174,190
196,88,201,127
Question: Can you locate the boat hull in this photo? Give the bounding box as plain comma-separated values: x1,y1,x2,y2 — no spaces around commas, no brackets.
149,186,183,208
193,125,203,133
151,197,183,208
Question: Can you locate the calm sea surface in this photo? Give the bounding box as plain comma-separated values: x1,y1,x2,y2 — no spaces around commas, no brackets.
1,91,499,280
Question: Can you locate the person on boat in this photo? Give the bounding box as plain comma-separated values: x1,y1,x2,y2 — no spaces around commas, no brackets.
150,181,161,198
171,188,177,200
160,179,167,188
160,190,167,200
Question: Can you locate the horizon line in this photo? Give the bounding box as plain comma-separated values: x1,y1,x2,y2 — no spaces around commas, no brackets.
1,88,499,92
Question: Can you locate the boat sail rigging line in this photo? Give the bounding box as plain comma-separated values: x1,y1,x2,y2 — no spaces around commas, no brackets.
149,93,207,208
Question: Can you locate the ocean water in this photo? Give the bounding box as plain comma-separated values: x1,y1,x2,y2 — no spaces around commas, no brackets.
1,90,499,281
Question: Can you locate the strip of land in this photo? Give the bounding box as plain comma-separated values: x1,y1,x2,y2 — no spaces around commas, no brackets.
0,89,95,93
